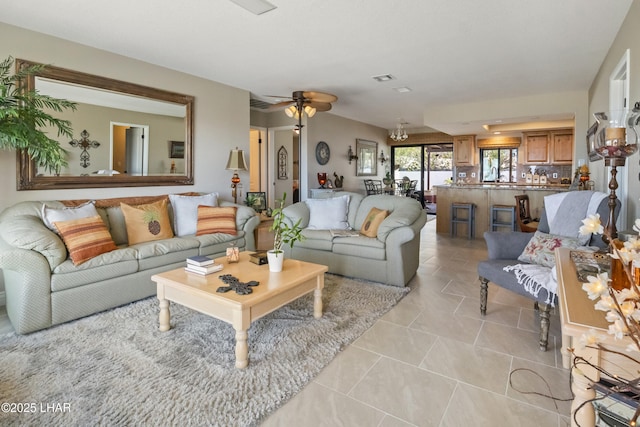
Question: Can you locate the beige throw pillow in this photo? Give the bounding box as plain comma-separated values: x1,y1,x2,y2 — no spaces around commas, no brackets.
121,199,174,245
360,207,388,238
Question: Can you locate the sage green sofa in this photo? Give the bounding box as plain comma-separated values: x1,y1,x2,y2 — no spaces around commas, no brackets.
0,194,259,334
282,191,427,287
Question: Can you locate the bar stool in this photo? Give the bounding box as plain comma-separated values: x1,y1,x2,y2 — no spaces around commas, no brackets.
490,205,517,231
450,202,475,239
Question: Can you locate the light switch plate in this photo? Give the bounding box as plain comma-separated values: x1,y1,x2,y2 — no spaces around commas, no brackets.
552,173,558,179
458,172,466,178
521,173,526,178
471,172,476,178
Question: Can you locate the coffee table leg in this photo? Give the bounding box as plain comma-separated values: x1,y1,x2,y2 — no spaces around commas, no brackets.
235,329,248,369
159,298,171,332
314,275,324,319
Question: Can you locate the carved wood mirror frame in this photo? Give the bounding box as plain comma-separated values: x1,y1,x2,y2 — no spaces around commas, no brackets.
15,59,194,190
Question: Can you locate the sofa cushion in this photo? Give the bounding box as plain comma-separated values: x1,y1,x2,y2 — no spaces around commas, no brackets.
121,199,174,244
51,247,139,292
306,195,350,230
53,215,118,265
196,206,238,236
42,201,98,232
517,231,581,268
296,229,334,251
169,192,218,236
360,208,388,238
355,196,423,242
132,237,200,271
332,236,386,260
196,231,246,257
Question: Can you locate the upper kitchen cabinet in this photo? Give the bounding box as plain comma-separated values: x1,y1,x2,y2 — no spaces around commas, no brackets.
522,131,550,164
550,130,573,164
453,135,476,166
522,129,573,165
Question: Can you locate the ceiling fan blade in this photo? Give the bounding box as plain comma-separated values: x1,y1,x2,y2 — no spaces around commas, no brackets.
305,101,332,112
302,91,338,103
268,100,295,110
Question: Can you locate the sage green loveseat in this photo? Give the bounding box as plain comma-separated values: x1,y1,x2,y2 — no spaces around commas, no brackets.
282,191,427,287
0,194,259,334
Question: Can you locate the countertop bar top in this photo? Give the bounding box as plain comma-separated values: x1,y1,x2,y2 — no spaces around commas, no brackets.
434,183,570,191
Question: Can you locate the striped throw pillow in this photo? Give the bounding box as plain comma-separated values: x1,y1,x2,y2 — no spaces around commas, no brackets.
53,215,117,265
196,206,237,236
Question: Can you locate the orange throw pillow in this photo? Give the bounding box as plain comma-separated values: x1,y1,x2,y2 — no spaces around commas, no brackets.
121,199,174,245
196,206,238,236
53,215,117,265
360,207,388,237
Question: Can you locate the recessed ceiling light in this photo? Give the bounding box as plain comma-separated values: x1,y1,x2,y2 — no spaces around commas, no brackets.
372,74,395,82
229,0,277,15
493,131,501,135
495,120,503,123
393,87,412,93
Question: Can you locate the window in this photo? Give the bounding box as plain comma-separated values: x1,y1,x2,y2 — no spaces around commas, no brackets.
481,148,518,183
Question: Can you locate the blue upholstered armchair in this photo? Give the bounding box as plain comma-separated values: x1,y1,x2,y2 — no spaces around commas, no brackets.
477,191,617,351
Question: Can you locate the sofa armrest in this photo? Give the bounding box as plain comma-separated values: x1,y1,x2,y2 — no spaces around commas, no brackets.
282,202,310,228
483,231,533,260
0,215,67,270
0,247,53,334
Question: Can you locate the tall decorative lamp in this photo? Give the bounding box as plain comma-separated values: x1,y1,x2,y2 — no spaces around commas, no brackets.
592,103,640,242
226,147,248,204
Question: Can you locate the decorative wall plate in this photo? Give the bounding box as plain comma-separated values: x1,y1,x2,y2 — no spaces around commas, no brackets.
315,141,330,165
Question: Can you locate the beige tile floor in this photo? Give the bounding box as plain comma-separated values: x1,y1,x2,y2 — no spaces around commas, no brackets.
0,219,572,426
262,219,572,427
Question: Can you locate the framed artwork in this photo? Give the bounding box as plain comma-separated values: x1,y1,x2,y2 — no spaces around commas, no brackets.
356,139,378,176
278,146,288,179
246,192,266,212
169,141,185,159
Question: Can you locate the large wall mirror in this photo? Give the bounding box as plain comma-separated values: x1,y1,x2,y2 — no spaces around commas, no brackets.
16,59,194,190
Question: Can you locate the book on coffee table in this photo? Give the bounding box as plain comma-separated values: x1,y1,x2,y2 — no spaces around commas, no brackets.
186,255,214,267
185,263,223,275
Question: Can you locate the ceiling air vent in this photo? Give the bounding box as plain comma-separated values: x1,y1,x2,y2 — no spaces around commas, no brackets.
250,98,273,110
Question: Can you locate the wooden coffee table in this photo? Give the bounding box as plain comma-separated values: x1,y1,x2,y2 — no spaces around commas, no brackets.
151,252,328,368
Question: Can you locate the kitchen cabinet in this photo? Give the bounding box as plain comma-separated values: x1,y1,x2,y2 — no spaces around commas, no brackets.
523,129,573,165
453,135,476,166
523,132,550,164
550,130,573,164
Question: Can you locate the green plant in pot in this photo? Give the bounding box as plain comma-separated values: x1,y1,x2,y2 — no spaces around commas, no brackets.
383,171,393,186
0,56,77,173
268,192,305,272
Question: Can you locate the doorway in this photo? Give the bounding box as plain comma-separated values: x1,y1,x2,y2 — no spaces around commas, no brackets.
267,126,300,208
111,122,149,175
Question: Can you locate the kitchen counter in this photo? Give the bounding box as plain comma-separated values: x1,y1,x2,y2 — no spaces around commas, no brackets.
435,184,568,238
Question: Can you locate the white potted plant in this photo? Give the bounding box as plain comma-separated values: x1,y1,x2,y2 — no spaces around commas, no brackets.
268,192,304,272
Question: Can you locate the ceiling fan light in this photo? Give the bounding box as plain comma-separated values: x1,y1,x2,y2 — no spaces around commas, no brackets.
305,106,317,117
284,105,296,118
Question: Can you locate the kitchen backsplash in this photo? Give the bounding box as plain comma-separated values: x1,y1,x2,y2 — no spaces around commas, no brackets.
455,164,575,185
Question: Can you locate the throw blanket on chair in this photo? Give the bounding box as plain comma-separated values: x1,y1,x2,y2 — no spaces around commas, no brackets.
503,264,557,306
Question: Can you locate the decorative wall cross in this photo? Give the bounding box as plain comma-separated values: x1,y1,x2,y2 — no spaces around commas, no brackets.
216,274,259,295
69,129,100,168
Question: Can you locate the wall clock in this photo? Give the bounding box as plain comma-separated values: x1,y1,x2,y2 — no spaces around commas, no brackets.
315,141,330,165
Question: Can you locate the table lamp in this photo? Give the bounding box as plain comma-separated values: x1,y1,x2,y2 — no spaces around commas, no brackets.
226,147,248,204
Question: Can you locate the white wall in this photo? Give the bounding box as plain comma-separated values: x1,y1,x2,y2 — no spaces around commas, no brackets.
0,22,250,213
588,1,640,228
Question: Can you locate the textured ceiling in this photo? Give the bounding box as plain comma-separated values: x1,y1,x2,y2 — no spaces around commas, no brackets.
1,0,633,136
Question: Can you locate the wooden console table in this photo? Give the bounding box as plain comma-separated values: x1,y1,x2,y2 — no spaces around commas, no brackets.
555,247,637,426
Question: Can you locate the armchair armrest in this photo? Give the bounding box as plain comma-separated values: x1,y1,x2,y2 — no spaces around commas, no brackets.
484,231,533,260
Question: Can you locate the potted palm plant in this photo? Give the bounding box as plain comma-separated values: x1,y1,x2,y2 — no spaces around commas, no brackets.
0,56,77,174
268,192,305,272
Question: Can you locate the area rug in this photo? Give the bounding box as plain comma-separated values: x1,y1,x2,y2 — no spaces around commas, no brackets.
0,274,408,427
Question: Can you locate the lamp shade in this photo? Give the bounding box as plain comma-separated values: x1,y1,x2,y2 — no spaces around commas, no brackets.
226,148,248,171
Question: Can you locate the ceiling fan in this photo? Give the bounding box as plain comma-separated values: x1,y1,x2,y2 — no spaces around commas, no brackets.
268,91,338,123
